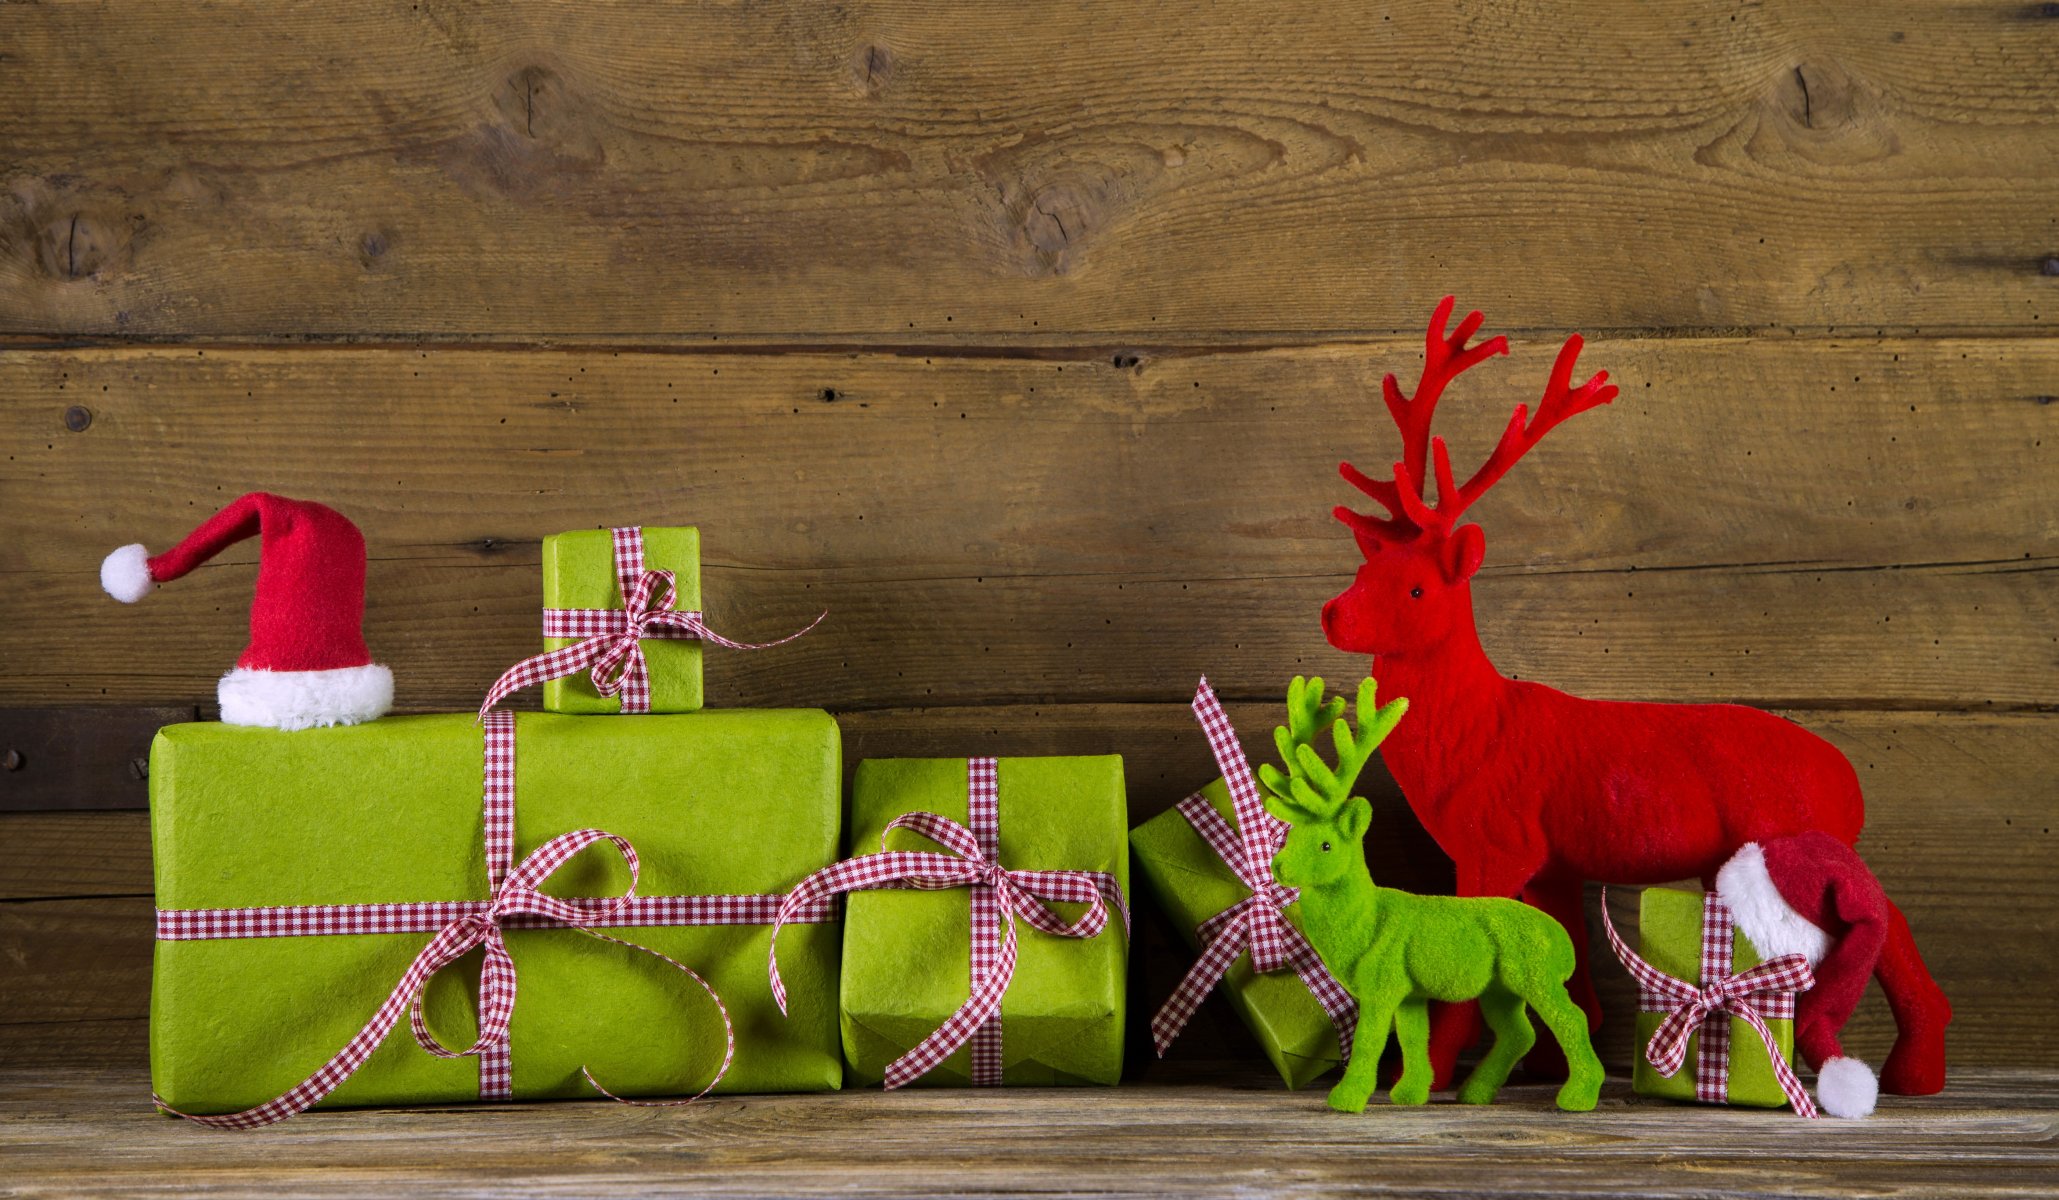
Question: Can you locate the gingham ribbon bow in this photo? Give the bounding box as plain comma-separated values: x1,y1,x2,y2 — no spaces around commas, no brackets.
768,758,1128,1089
1602,888,1819,1118
150,711,836,1129
1149,678,1357,1060
480,526,823,716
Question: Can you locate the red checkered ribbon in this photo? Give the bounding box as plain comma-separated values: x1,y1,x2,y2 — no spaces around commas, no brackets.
1149,678,1358,1062
150,710,836,1128
768,757,1128,1089
1602,888,1818,1118
480,526,823,716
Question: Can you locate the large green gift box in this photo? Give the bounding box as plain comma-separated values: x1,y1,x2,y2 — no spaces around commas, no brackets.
839,757,1129,1086
1632,887,1799,1108
1130,778,1343,1090
149,710,842,1114
542,526,703,714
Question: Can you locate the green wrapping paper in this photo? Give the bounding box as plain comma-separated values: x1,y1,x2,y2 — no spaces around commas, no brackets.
541,527,703,714
149,710,842,1114
1129,778,1342,1089
1632,887,1799,1108
839,756,1129,1086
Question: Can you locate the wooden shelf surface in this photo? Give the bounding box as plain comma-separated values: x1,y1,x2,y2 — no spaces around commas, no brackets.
5,1065,2055,1198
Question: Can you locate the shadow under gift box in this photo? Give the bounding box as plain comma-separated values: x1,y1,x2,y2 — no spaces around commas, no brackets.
148,711,842,1114
839,757,1129,1087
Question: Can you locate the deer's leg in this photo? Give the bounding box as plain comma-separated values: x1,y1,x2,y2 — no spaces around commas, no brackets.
1428,854,1542,1089
1458,986,1534,1105
1389,998,1433,1105
1331,997,1396,1114
1526,979,1603,1112
1877,897,1952,1095
1515,874,1595,1079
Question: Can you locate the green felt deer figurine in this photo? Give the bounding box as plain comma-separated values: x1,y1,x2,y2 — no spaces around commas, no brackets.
1260,675,1603,1113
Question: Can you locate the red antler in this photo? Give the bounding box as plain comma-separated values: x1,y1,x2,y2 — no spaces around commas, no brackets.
1337,297,1616,544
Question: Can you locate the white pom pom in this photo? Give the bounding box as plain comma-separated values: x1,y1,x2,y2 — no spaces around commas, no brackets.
101,544,155,603
1817,1056,1878,1119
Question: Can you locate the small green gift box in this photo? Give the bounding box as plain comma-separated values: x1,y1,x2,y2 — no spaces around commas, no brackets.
1130,777,1346,1090
541,526,703,714
838,756,1129,1086
149,710,843,1117
1630,887,1800,1108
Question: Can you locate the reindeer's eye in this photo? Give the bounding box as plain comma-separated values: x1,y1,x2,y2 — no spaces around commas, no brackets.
1409,586,1424,599
1320,841,1332,852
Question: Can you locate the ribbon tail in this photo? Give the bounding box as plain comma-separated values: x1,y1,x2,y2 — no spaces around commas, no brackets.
684,608,826,652
883,911,1018,1090
478,637,610,719
1290,956,1358,1063
575,930,737,1107
1150,923,1247,1056
1732,1003,1821,1119
154,924,477,1129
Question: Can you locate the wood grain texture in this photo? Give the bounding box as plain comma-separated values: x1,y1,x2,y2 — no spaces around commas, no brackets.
2,1064,2055,1199
2,340,2051,711
1,707,2048,1067
0,708,195,812
3,1,2058,339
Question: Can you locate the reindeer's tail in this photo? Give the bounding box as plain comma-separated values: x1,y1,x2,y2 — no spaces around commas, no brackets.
1875,896,1951,1096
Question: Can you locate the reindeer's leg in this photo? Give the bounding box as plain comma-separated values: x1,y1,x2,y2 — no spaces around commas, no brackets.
1428,855,1541,1089
1389,999,1433,1105
1877,897,1952,1096
1331,997,1396,1114
1526,982,1603,1113
1458,986,1534,1105
1515,874,1594,1079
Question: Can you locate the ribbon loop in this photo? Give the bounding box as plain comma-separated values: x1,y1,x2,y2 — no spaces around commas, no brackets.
1147,679,1358,1063
480,527,822,717
1601,888,1819,1118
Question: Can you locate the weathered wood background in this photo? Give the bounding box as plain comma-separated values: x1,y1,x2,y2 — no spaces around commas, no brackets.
1,0,2054,1090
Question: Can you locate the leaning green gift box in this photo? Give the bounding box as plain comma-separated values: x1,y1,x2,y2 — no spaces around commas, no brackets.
1627,887,1801,1109
1131,777,1349,1090
817,756,1130,1087
1128,678,1357,1090
541,526,705,714
148,710,844,1119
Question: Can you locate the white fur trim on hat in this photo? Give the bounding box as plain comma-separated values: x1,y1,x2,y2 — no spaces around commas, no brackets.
1816,1056,1878,1119
1715,842,1831,965
218,664,394,731
101,543,155,603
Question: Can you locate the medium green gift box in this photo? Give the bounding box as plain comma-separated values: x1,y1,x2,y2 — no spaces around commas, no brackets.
840,756,1129,1086
1631,887,1799,1108
1130,778,1344,1090
542,526,703,714
149,710,843,1115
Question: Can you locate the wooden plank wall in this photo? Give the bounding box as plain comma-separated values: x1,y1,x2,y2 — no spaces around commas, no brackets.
1,1,2054,1075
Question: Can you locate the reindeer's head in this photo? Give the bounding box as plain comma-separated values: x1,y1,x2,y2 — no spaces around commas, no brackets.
1258,675,1409,890
1322,297,1618,656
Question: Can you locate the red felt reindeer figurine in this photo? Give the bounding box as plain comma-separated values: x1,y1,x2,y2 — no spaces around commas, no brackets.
1322,297,1951,1101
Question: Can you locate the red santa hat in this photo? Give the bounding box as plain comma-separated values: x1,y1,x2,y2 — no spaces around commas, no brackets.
1716,832,1891,1119
101,492,393,731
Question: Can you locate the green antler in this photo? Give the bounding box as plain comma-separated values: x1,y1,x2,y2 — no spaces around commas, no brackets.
1257,675,1409,820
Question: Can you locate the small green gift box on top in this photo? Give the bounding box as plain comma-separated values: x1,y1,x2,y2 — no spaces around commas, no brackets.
790,755,1129,1088
541,526,705,714
149,710,844,1122
479,526,821,717
1619,887,1805,1110
1130,680,1357,1090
